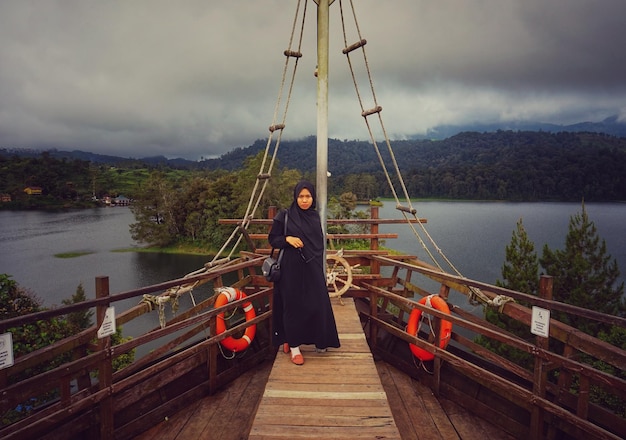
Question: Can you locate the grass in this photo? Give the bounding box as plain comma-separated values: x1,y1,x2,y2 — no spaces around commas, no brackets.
54,251,94,258
112,244,217,256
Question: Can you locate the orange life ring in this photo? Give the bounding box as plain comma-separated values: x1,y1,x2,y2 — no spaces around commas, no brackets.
406,294,452,361
215,287,256,352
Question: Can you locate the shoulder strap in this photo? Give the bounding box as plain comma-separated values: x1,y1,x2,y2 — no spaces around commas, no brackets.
277,211,288,263
283,211,288,234
269,210,289,259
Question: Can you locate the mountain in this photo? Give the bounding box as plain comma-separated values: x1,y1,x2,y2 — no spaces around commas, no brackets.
2,115,626,172
421,115,626,140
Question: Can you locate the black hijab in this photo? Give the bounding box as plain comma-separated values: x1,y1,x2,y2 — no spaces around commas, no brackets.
287,180,325,256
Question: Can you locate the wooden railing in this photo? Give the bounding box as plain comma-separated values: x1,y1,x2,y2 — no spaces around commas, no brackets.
352,254,626,440
0,256,273,440
1,206,625,439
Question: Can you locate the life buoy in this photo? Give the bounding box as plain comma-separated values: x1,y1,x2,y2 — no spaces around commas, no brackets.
406,294,452,361
215,287,256,352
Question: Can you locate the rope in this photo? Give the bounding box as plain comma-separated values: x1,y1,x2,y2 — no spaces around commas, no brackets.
152,0,513,317
141,293,180,329
147,2,310,318
210,0,308,264
468,287,515,312
338,0,513,311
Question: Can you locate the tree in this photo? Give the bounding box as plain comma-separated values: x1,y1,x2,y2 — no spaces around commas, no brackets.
479,209,626,415
129,171,178,246
477,219,539,369
499,219,540,295
338,192,358,218
540,202,625,336
61,283,94,332
0,274,75,380
0,274,41,319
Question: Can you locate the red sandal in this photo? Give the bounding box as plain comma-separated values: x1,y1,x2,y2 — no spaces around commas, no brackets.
291,353,304,366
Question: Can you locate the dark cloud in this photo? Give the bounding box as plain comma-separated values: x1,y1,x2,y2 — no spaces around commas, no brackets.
0,0,625,160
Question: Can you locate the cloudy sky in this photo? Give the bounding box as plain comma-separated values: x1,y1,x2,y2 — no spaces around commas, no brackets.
1,0,625,160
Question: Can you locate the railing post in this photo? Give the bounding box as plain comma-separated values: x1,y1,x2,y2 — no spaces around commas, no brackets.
95,276,113,440
267,206,276,360
369,289,378,354
530,275,552,439
370,205,380,275
268,206,277,234
208,315,218,394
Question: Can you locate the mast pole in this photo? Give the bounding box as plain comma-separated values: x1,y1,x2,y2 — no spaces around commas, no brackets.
316,0,330,248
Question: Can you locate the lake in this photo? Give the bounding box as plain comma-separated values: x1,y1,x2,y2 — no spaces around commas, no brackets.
0,208,213,316
1,201,624,313
378,201,626,312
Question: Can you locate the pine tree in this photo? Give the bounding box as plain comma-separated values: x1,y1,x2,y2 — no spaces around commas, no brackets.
478,219,539,369
498,218,539,295
61,283,94,331
540,202,625,336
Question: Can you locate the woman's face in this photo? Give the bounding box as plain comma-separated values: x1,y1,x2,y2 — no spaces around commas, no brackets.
297,188,313,210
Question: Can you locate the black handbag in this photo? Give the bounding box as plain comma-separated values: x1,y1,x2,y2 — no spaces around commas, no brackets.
262,212,288,282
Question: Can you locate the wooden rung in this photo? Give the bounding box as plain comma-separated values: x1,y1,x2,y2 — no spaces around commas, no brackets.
326,233,398,239
342,38,367,54
361,106,382,117
247,233,398,240
284,49,302,58
396,204,417,215
257,173,271,180
268,123,285,132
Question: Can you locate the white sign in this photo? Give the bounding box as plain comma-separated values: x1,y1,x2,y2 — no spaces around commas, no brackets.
97,306,116,339
531,306,550,337
0,332,15,369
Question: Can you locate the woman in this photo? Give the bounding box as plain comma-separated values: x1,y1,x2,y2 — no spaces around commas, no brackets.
268,180,340,365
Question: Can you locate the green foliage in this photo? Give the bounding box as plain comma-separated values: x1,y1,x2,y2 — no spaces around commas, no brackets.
0,274,41,319
0,277,134,424
110,328,135,372
129,171,179,246
61,283,94,331
540,203,625,335
586,325,626,417
479,208,626,416
0,275,76,390
129,152,304,251
498,219,540,295
477,219,539,369
3,131,626,209
216,132,626,201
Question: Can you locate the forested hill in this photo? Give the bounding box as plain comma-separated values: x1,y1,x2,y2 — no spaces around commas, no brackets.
209,130,624,173
2,130,626,202
206,131,626,201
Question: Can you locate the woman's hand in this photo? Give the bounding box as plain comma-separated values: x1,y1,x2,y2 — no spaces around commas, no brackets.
286,236,303,248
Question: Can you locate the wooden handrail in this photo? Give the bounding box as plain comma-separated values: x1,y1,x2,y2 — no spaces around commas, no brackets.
245,232,398,240
218,217,426,225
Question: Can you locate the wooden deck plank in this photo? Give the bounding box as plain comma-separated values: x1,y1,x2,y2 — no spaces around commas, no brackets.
248,298,402,439
438,398,518,440
134,361,272,440
378,361,460,440
134,298,518,440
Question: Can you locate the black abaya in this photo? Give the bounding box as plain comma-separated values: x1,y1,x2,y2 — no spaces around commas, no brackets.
268,181,340,350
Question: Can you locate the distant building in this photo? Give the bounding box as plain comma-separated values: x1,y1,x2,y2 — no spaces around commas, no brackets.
24,186,42,195
0,193,11,202
113,195,131,206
